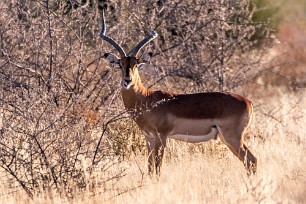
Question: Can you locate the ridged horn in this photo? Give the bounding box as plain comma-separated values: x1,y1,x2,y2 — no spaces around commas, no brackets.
128,31,158,57
99,9,126,57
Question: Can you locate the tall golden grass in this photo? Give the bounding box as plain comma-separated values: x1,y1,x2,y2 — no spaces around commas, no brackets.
1,88,305,204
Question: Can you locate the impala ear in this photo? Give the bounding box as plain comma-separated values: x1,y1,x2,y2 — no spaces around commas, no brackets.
104,53,120,64
138,52,153,64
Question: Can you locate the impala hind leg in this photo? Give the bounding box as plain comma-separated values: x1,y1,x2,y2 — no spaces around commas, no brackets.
241,144,257,174
218,129,257,174
224,140,257,174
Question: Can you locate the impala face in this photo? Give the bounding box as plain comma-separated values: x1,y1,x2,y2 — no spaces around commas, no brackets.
104,53,151,90
120,57,137,89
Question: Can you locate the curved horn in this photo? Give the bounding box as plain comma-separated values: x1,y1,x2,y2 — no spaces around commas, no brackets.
128,31,158,57
99,10,126,57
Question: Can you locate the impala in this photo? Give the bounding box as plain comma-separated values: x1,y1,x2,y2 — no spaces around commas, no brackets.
100,10,257,176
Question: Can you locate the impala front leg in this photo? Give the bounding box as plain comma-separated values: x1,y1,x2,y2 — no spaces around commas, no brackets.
145,134,167,177
145,135,155,177
154,135,167,177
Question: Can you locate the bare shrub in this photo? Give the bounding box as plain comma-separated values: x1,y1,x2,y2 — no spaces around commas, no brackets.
0,0,126,198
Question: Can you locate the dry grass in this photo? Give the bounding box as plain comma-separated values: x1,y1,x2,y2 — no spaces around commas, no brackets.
106,90,306,204
1,89,305,204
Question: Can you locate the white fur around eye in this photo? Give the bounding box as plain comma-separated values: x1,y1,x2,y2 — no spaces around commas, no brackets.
139,53,152,63
105,53,120,64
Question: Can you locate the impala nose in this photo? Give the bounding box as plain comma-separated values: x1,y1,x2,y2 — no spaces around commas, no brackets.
123,79,132,89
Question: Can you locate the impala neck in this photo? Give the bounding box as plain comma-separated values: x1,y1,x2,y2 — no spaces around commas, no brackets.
121,69,150,110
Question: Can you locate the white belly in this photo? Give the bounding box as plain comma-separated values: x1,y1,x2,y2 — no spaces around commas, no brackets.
168,127,218,143
166,116,218,143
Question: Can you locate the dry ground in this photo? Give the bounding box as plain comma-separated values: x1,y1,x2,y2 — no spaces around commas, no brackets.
1,89,305,204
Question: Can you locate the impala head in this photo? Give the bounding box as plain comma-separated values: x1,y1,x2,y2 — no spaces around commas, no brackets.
100,10,157,89
104,53,153,89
